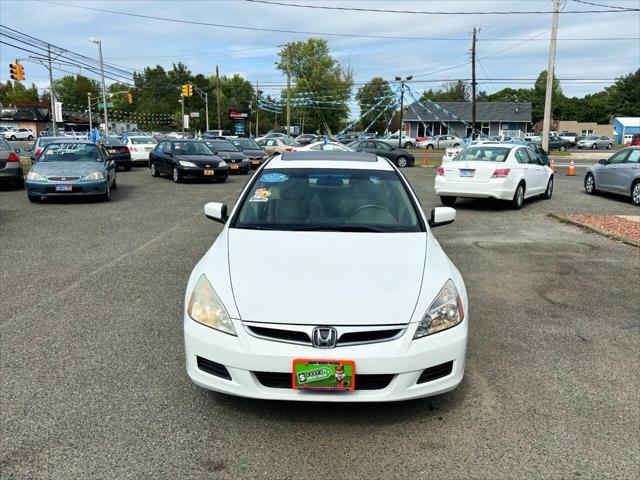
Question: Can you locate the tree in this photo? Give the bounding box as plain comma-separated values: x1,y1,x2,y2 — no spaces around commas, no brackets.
356,77,394,134
209,73,255,131
420,80,470,103
0,80,40,106
604,69,640,118
531,70,563,122
52,75,100,111
277,38,352,134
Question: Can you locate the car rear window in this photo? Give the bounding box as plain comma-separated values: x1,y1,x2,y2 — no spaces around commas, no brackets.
454,146,511,162
130,137,156,145
233,168,422,233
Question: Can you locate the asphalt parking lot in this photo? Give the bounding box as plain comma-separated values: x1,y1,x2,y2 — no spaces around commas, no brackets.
1,165,638,479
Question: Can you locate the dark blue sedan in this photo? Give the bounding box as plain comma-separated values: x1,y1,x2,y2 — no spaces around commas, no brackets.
25,140,117,202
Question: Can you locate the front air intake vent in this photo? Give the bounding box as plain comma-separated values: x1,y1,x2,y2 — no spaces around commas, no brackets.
197,356,232,380
416,361,453,384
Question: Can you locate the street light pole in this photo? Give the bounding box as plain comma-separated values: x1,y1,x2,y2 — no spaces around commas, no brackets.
395,75,413,149
90,38,109,137
205,93,209,131
87,92,92,133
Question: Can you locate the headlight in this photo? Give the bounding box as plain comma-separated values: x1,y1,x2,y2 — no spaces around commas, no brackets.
414,279,464,339
179,160,197,167
187,275,236,335
26,171,45,181
84,171,104,180
218,160,227,167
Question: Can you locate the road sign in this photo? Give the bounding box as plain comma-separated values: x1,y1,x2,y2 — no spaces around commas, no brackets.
190,112,200,118
54,102,63,122
183,115,189,129
97,102,114,109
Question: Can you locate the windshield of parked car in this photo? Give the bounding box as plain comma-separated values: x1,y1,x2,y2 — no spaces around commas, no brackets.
454,146,511,162
231,139,261,150
233,168,422,232
585,136,598,140
206,140,238,152
173,142,213,155
39,143,102,162
130,137,157,145
101,138,124,147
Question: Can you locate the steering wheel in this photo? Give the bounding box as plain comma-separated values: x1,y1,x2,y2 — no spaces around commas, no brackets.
350,204,389,217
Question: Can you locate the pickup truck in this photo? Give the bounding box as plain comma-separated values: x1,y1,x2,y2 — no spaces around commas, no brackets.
559,131,578,145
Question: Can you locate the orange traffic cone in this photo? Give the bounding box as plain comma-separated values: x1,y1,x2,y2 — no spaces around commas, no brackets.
424,148,429,166
550,158,555,173
567,159,575,176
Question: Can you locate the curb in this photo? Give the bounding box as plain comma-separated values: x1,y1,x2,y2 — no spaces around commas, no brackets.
548,213,640,248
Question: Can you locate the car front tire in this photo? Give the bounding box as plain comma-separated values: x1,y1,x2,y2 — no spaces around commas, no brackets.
591,144,597,150
10,135,16,141
560,145,567,152
172,167,181,183
585,173,597,195
28,194,40,203
607,144,612,149
103,183,111,201
440,196,456,206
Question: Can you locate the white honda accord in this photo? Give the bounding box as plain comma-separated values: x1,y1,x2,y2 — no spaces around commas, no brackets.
435,143,554,209
184,151,468,402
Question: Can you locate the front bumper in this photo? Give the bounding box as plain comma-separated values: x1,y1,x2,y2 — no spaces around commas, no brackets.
435,176,516,200
26,179,108,196
227,160,251,174
178,166,229,180
248,158,266,169
0,166,22,183
184,316,467,402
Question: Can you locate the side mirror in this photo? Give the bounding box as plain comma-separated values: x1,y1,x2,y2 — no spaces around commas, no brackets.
429,207,456,228
598,159,607,165
204,202,228,224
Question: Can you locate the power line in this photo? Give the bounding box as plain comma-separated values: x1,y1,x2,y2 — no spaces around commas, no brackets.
243,0,640,14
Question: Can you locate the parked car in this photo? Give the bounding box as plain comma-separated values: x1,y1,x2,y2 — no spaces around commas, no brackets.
532,134,571,151
3,128,35,141
502,140,550,165
99,137,132,171
349,139,415,167
30,136,68,163
559,131,578,146
230,138,267,169
418,135,464,150
150,139,228,183
379,132,416,149
296,141,354,152
256,137,296,155
256,132,287,142
584,147,640,205
203,129,236,139
184,150,468,401
577,135,613,150
0,136,24,188
124,135,157,166
25,140,117,202
442,139,496,162
335,133,360,144
294,134,318,145
435,144,554,209
203,139,249,174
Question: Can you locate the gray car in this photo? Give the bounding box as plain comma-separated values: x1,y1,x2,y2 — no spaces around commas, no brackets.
0,136,25,188
584,147,640,205
577,135,613,150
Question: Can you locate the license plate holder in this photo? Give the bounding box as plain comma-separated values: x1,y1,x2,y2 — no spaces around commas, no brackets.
251,160,260,165
108,149,116,154
459,169,475,177
204,170,215,176
292,359,355,391
55,183,72,192
230,164,239,170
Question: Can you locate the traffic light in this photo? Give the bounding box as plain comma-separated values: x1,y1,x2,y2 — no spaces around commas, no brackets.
126,93,133,104
182,84,193,97
188,84,193,96
9,63,25,81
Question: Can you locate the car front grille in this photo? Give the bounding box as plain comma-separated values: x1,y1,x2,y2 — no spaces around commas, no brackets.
254,371,394,390
47,176,81,181
244,324,405,347
196,356,232,380
416,361,453,384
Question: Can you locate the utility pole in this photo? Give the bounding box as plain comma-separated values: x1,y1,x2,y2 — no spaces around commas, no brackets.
216,65,221,130
471,26,477,139
205,93,209,131
47,44,56,134
90,38,109,136
395,75,413,149
542,0,560,153
87,92,92,132
286,44,291,138
255,81,259,137
181,92,185,137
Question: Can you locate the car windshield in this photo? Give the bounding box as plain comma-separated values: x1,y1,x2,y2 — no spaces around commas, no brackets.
173,142,212,155
0,137,11,150
454,146,511,162
232,139,261,150
206,140,238,152
130,137,156,145
39,143,102,162
101,138,124,146
234,168,421,233
281,138,296,146
585,136,598,140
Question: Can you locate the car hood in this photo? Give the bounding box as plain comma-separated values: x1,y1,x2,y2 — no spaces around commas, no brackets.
241,149,266,158
227,229,427,325
212,151,244,161
31,161,105,176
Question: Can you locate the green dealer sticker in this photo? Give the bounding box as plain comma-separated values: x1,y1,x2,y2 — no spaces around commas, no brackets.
292,360,355,391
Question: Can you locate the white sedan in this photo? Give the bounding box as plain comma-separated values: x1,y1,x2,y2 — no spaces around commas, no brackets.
295,140,355,152
184,151,468,402
435,144,553,209
125,135,158,165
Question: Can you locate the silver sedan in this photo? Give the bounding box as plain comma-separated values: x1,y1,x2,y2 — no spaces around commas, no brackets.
577,135,613,150
584,147,640,205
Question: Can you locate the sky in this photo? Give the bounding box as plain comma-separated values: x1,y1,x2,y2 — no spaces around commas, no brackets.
1,0,639,119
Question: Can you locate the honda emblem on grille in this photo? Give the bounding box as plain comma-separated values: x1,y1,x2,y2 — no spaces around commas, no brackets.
311,327,337,349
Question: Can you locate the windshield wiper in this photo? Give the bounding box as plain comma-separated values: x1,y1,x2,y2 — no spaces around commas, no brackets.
287,225,386,232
